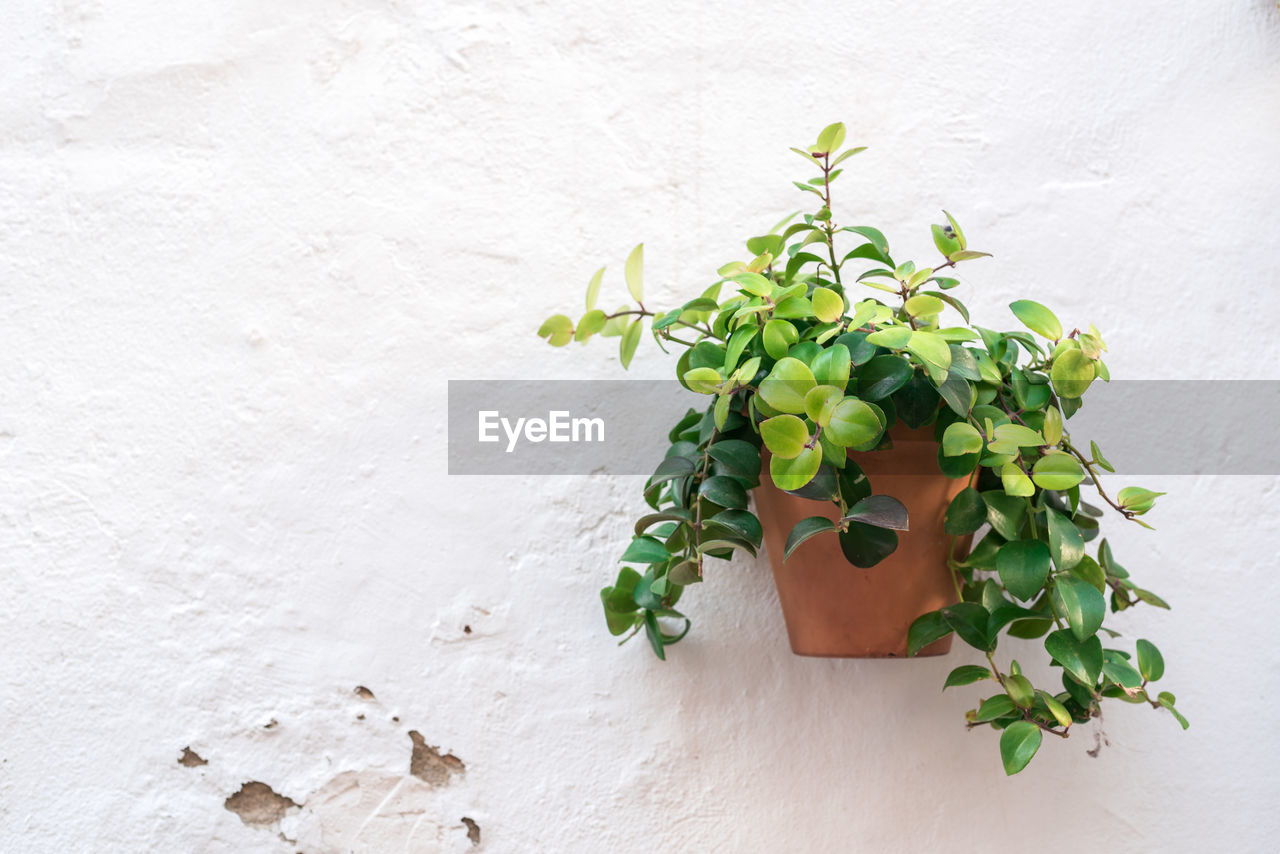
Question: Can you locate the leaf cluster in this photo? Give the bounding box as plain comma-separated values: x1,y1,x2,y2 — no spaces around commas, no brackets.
542,122,1184,773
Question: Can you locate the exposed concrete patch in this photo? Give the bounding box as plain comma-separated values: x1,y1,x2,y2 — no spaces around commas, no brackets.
177,747,207,767
224,781,300,828
409,731,465,785
287,770,458,853
461,816,481,846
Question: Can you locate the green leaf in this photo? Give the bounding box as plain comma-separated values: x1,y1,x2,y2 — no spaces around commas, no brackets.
707,439,761,480
944,665,992,689
1044,629,1103,686
619,318,642,368
624,243,644,302
683,366,722,394
1039,691,1073,728
642,609,666,659
650,455,696,485
699,475,748,510
935,372,974,416
812,287,844,323
1118,486,1165,514
620,535,671,565
538,314,575,347
1045,508,1085,570
1050,349,1096,399
1103,657,1144,689
841,495,909,531
941,602,990,651
992,423,1045,448
760,414,809,459
866,326,912,349
770,446,822,491
734,272,774,297
762,318,798,359
906,295,947,318
1009,300,1062,340
783,517,838,560
804,385,845,426
814,121,846,154
709,509,763,548
1053,576,1106,641
574,309,607,342
1000,464,1035,497
942,211,967,250
932,223,962,257
758,357,816,414
1091,440,1114,472
1000,721,1043,775
1005,674,1035,708
858,356,913,400
941,422,982,457
1158,692,1190,730
944,487,988,535
585,266,605,311
811,344,852,387
668,560,701,585
838,521,899,568
1031,454,1085,491
1042,406,1063,446
983,491,1027,540
724,326,757,373
997,540,1052,601
907,610,953,656
892,373,940,428
1136,639,1165,682
824,397,883,447
906,331,952,381
973,694,1015,722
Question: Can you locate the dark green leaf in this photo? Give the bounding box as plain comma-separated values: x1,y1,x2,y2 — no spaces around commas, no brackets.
839,522,899,568
784,516,839,560
707,440,761,480
620,536,671,565
997,540,1052,602
699,476,748,510
857,356,914,400
841,495,909,531
941,602,991,651
907,610,953,656
642,609,666,659
892,372,941,428
944,487,988,535
709,509,763,548
982,492,1027,540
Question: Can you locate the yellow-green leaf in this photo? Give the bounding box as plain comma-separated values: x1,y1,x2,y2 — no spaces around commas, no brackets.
585,266,605,311
538,314,574,347
624,243,644,302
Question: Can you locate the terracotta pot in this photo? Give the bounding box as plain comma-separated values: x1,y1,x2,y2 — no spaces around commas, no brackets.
753,423,972,658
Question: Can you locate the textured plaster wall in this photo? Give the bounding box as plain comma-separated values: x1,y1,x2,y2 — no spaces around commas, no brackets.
2,1,1279,852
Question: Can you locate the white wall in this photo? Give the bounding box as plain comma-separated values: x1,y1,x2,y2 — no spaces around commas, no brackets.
2,1,1279,851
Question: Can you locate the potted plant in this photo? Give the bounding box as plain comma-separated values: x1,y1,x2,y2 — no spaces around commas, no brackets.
538,123,1188,774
